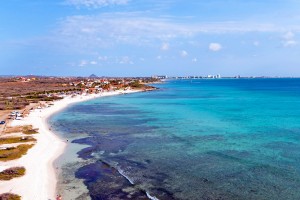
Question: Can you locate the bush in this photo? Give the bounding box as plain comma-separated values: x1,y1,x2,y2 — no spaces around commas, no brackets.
0,167,26,180
0,137,36,145
22,126,39,135
129,80,143,88
4,125,39,135
0,144,34,161
0,193,21,200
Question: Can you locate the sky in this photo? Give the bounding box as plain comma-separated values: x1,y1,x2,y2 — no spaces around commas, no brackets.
1,0,300,77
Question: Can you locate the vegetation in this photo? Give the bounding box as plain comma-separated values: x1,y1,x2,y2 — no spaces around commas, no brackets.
0,167,26,181
0,193,21,200
4,126,24,134
129,80,144,88
0,76,159,110
4,125,39,135
0,144,34,161
0,77,79,110
0,95,64,110
22,126,39,135
143,77,161,83
0,136,36,145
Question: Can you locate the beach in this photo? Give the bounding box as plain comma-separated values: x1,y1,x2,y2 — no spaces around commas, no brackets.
0,89,140,200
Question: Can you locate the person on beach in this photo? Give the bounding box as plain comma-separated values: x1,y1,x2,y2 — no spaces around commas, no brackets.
56,194,62,200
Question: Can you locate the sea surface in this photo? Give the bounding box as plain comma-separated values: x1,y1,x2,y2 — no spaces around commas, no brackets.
49,79,300,200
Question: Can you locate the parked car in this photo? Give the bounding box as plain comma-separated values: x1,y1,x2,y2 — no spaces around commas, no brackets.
0,121,5,124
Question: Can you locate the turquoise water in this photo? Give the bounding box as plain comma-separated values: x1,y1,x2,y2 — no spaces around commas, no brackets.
50,79,300,199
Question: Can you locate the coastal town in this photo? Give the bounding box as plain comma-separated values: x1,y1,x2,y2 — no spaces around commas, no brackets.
0,75,158,110
0,75,159,199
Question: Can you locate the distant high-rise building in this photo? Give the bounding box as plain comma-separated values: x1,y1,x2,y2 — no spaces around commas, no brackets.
157,75,168,79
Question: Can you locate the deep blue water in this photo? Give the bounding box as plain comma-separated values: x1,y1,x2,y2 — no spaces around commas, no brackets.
50,79,300,200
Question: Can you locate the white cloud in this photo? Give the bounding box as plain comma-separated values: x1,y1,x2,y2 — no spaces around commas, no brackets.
119,56,133,64
156,55,162,60
282,31,297,47
97,55,135,64
44,11,300,56
192,58,198,62
209,43,222,51
161,42,169,51
253,41,260,46
56,15,198,48
283,40,297,47
180,50,188,57
283,31,294,40
98,56,108,61
54,13,300,50
78,59,98,66
79,60,88,67
65,0,130,8
90,61,97,65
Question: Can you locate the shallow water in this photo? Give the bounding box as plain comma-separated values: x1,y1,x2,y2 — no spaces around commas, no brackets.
50,79,300,200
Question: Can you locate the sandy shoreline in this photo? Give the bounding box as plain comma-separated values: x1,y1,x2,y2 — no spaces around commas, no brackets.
0,89,141,199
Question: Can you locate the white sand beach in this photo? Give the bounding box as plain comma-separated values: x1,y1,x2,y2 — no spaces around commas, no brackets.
0,90,140,200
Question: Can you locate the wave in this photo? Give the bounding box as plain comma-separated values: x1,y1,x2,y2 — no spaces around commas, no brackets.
116,167,135,185
146,192,160,200
99,159,161,200
116,165,161,200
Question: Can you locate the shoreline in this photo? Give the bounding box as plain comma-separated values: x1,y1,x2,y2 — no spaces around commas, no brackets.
0,89,144,199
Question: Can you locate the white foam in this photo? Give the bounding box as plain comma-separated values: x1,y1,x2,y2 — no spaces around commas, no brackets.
117,168,134,185
146,192,160,200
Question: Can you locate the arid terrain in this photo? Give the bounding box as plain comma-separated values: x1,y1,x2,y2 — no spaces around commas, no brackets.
0,76,158,133
0,77,79,110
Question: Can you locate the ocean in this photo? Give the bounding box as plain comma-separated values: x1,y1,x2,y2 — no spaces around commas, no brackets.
49,78,300,200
